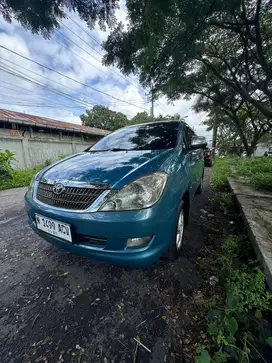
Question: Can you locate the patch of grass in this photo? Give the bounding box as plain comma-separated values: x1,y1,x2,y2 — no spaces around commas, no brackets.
211,157,272,192
210,157,237,191
235,157,272,192
214,192,235,215
0,166,43,190
195,235,272,363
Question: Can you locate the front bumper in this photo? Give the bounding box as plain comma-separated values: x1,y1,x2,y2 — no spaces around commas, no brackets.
25,191,177,268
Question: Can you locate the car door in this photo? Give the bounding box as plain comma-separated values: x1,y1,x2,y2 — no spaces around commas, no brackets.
183,126,199,198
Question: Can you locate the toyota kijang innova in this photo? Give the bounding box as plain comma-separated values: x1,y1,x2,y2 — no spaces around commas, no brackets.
25,121,207,267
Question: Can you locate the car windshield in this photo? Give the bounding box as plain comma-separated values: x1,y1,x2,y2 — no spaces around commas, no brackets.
88,122,180,151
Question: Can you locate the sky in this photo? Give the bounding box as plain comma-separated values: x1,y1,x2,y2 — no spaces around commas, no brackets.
0,1,212,142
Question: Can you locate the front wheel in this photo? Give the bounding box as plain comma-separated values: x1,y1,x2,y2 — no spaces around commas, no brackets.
166,202,185,261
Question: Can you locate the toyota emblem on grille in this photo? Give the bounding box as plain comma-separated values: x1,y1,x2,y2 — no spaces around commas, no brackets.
53,183,65,195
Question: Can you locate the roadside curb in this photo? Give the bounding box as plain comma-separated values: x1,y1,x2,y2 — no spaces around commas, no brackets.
228,177,272,290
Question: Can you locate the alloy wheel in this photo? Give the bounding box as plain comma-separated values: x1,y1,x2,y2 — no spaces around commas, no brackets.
176,209,184,251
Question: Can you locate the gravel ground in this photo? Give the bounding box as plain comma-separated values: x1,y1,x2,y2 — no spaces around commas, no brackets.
0,168,236,363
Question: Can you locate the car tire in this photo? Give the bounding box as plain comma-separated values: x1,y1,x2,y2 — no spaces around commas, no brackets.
196,175,204,195
166,201,185,261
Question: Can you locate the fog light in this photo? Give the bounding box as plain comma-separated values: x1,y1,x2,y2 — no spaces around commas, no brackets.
126,236,152,248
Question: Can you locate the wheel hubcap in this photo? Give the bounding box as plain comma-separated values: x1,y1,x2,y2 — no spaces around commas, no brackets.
176,209,184,250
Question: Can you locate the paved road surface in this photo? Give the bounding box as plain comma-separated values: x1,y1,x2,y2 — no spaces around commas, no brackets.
0,169,234,363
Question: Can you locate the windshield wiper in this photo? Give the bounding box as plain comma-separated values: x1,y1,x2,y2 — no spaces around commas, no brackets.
87,148,130,152
109,148,130,152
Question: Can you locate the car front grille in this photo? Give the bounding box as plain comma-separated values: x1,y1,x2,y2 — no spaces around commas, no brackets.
36,182,108,210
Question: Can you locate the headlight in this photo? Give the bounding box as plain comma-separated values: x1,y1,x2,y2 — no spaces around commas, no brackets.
29,171,42,194
28,176,35,194
99,172,168,211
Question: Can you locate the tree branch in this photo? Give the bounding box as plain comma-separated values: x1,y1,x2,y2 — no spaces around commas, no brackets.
254,0,271,78
200,57,272,118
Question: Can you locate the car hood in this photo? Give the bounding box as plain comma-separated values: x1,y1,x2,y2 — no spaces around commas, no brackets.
41,149,173,187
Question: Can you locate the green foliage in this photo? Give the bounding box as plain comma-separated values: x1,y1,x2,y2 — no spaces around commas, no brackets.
0,0,118,37
0,166,43,190
195,235,272,362
227,267,270,312
210,157,236,191
44,159,53,167
195,348,211,363
130,111,183,125
104,0,272,159
0,148,16,180
80,105,129,131
214,192,234,214
211,157,272,192
58,153,69,160
104,0,272,120
267,337,272,347
235,157,272,192
155,113,182,121
130,111,152,125
80,105,183,131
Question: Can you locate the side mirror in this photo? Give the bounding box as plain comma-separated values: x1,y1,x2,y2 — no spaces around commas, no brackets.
191,136,207,150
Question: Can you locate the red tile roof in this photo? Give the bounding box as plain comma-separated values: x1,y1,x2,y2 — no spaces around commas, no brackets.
0,108,110,136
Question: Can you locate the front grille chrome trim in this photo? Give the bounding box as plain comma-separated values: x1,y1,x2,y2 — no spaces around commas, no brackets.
33,179,112,213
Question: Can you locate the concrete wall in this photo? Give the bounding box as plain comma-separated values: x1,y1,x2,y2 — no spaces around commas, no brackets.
0,131,99,169
254,143,271,156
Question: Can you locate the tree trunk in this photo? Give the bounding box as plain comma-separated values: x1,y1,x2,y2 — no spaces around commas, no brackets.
230,113,252,156
212,123,218,156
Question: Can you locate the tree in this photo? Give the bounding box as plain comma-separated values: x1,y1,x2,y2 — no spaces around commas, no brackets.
80,105,128,131
203,117,241,156
202,104,272,156
103,0,272,120
155,114,182,121
130,111,152,124
0,0,118,37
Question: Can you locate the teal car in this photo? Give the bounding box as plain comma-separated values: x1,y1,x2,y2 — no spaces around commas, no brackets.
25,121,206,267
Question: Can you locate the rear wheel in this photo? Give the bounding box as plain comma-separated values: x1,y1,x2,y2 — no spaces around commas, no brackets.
166,202,185,261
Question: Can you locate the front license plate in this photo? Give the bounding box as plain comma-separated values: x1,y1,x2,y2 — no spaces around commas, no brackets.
35,214,72,242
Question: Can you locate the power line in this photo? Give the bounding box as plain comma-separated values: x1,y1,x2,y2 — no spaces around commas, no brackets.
54,37,111,80
0,101,83,108
0,56,146,111
63,15,176,116
63,15,151,90
58,24,141,89
0,66,140,117
0,83,82,108
0,64,94,109
0,56,96,102
60,18,175,115
0,44,148,111
61,21,104,58
66,14,101,47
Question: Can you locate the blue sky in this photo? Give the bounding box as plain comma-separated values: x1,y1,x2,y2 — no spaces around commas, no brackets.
0,1,211,141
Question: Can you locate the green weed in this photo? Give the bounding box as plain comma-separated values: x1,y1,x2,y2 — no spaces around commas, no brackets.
211,157,272,192
0,166,44,190
195,235,272,363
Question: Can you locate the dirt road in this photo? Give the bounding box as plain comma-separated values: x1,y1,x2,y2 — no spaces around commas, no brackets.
0,169,235,363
